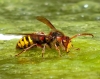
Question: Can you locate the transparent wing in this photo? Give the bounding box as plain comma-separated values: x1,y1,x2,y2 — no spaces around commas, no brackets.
36,16,56,30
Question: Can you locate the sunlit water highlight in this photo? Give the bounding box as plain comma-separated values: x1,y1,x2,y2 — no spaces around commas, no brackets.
0,34,22,40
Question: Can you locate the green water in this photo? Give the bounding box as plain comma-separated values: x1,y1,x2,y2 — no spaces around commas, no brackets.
0,0,100,79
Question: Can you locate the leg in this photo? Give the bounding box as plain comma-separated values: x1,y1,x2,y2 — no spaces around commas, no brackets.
41,44,47,57
15,44,37,56
55,44,61,57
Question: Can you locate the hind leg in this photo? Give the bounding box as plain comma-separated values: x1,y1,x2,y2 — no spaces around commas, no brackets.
15,44,37,56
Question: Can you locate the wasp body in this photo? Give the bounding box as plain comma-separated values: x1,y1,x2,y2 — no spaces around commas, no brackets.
15,16,93,57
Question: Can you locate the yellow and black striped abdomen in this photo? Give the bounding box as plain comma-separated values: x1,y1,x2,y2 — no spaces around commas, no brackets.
16,35,34,49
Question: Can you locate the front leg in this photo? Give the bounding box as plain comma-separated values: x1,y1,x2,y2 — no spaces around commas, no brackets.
55,44,62,57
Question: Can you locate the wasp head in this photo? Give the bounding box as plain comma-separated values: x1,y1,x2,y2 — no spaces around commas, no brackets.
62,36,72,52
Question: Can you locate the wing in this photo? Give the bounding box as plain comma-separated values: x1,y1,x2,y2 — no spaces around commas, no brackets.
5,32,46,36
36,16,56,30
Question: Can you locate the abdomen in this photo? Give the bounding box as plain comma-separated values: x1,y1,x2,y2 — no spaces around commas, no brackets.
16,35,34,49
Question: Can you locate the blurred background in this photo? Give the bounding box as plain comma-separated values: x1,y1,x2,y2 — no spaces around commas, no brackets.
0,0,100,36
0,0,100,21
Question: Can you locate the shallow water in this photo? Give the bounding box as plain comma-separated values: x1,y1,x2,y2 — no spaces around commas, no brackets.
0,0,100,79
